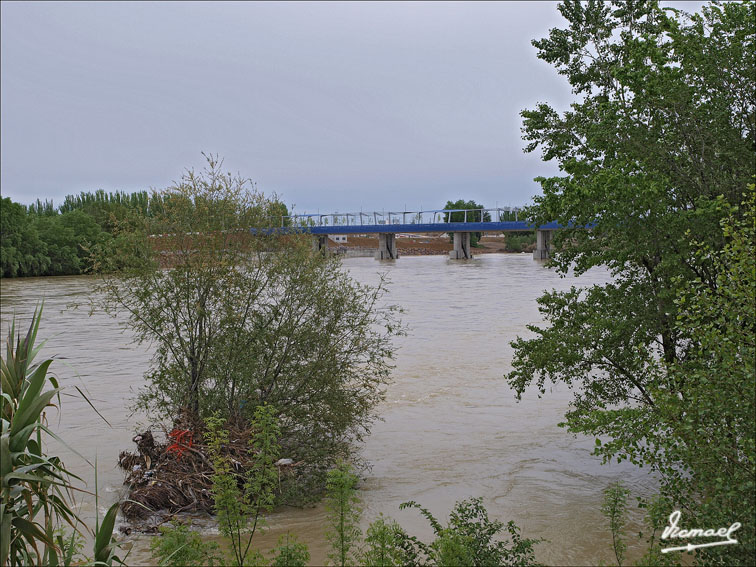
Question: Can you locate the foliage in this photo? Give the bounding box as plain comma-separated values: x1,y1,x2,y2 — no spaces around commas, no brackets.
270,533,310,567
52,526,85,567
646,189,754,564
597,488,682,567
1,305,78,566
34,211,109,276
1,306,123,567
398,497,542,566
58,189,152,233
0,195,124,278
361,515,413,567
150,522,222,567
443,199,491,246
635,495,680,567
93,155,402,501
508,2,754,564
601,483,630,566
325,463,362,567
204,405,280,567
92,500,124,567
2,185,269,278
504,231,536,253
0,197,50,277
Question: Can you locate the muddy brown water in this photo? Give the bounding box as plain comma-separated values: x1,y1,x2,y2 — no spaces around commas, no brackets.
0,254,655,565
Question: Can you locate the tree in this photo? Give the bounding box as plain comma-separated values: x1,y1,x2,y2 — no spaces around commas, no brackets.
0,198,49,277
507,1,754,564
93,155,401,500
34,210,106,276
442,200,491,246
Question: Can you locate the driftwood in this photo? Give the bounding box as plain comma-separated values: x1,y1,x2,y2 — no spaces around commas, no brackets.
118,414,299,526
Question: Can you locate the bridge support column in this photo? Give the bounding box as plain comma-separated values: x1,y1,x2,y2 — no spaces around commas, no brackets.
375,233,398,260
449,232,473,259
533,229,552,260
312,235,328,254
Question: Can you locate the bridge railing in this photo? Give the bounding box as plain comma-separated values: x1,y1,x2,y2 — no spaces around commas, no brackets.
271,207,525,228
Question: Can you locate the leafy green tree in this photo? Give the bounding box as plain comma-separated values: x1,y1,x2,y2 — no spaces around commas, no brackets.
504,231,536,253
34,215,80,275
647,191,754,564
0,198,50,277
58,189,152,233
93,155,401,500
27,199,57,217
33,210,105,276
508,2,754,565
443,199,491,246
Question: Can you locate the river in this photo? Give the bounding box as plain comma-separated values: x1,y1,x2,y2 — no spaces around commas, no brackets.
0,253,654,565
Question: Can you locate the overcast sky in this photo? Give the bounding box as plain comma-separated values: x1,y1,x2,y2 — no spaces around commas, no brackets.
0,1,697,214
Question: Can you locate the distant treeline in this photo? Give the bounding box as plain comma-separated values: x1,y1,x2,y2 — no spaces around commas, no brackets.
3,190,165,278
1,189,292,278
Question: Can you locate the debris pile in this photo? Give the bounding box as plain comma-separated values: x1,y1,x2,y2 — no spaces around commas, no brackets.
118,416,299,526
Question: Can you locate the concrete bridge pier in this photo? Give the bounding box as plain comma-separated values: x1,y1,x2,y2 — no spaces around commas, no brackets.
449,232,473,259
375,233,398,260
533,229,552,259
312,235,328,254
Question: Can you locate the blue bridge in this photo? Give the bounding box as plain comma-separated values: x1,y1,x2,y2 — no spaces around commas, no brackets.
257,208,557,260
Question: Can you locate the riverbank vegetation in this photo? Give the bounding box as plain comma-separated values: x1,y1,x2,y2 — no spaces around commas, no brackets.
1,308,122,566
509,1,755,564
0,187,289,278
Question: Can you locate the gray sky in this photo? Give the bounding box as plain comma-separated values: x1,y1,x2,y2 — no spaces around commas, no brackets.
0,2,661,213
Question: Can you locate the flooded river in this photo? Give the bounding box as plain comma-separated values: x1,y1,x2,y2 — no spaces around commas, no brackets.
0,254,654,565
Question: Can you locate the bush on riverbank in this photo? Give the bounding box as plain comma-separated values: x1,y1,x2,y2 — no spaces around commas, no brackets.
503,231,536,253
94,155,402,509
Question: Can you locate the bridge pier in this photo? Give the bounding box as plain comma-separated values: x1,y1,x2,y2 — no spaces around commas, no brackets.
312,235,328,254
375,233,398,260
533,229,552,260
449,232,473,259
